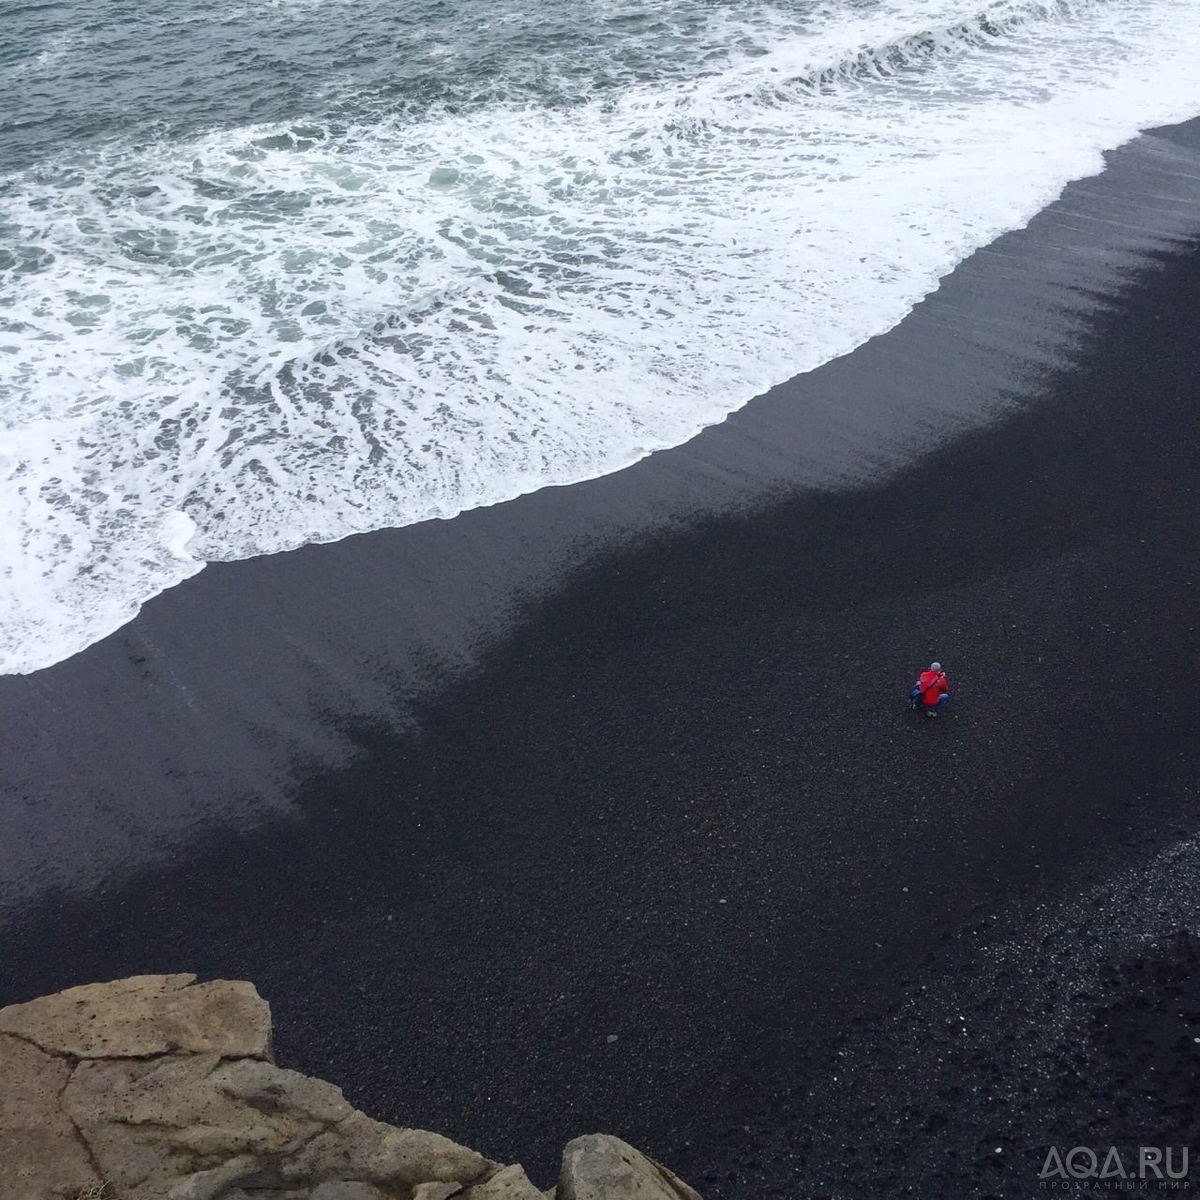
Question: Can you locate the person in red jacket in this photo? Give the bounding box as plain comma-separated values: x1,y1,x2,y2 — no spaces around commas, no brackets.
911,661,950,717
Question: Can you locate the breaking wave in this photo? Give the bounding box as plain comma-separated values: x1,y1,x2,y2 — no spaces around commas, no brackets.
2,0,1200,671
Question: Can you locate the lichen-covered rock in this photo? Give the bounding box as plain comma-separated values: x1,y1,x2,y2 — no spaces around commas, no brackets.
558,1135,703,1200
61,1053,362,1199
0,974,271,1060
460,1164,546,1200
224,1192,310,1200
283,1112,492,1189
58,1047,491,1200
166,1155,260,1200
411,1183,464,1200
223,1192,310,1200
0,1033,100,1200
0,977,705,1200
310,1183,394,1200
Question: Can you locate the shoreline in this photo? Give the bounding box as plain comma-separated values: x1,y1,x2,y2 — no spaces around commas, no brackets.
4,119,1200,911
2,121,1200,1195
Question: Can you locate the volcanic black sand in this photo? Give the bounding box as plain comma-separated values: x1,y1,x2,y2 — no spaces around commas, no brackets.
2,127,1200,1198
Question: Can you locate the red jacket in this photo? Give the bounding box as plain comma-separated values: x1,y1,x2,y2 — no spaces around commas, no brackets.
917,669,948,707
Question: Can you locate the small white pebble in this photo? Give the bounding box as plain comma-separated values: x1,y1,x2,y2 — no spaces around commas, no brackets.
606,1035,618,1043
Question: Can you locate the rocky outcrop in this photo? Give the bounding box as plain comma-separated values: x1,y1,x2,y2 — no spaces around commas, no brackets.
0,976,703,1200
0,973,271,1060
0,1033,98,1198
558,1136,702,1200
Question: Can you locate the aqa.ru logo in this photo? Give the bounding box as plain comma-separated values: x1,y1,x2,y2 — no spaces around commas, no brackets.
1040,1146,1190,1187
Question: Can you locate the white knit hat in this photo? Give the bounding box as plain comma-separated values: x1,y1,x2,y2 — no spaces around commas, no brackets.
930,662,942,672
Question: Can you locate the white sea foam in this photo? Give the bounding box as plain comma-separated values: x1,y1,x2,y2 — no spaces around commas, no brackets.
2,0,1200,672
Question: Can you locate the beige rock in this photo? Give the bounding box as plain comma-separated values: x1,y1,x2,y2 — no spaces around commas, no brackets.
166,1154,259,1200
59,1043,489,1200
61,1053,351,1199
310,1184,393,1200
285,1113,493,1189
210,1056,355,1125
558,1135,703,1200
225,1192,310,1200
0,975,706,1200
459,1164,546,1200
0,1033,101,1200
412,1183,463,1200
0,974,271,1060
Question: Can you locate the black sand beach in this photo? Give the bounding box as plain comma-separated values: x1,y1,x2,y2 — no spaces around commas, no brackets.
2,122,1200,1198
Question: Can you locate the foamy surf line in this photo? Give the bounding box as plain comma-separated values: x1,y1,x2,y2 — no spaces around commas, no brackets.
4,0,1200,673
2,134,1200,1198
1,115,1200,915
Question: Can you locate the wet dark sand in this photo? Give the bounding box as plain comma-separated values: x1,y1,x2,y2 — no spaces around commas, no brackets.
2,129,1200,1197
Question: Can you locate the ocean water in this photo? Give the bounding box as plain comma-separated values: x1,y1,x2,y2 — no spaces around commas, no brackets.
2,0,1200,674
